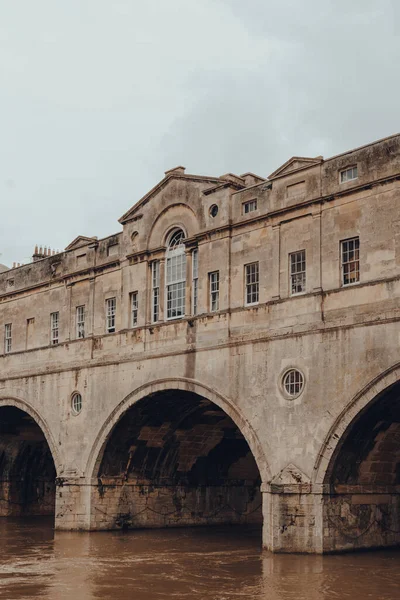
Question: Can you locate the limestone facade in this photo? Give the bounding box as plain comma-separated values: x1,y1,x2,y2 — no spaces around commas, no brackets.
1,134,400,552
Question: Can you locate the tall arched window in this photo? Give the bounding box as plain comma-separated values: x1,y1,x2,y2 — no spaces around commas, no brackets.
166,229,186,319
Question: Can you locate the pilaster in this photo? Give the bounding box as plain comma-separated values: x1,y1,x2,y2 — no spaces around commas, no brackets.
271,223,281,300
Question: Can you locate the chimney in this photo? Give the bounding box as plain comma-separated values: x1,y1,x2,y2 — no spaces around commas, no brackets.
32,244,55,262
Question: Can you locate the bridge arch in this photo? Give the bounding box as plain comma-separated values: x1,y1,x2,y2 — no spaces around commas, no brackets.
0,395,59,518
0,395,61,473
86,378,270,532
313,364,400,552
313,363,400,485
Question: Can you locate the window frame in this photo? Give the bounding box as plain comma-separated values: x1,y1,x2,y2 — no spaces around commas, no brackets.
4,323,12,354
165,229,186,321
243,199,257,214
282,369,305,399
209,271,220,312
105,297,116,333
76,305,85,339
340,165,358,184
130,291,138,327
151,261,160,323
192,248,198,316
244,262,259,306
71,392,83,415
340,237,360,286
289,250,306,296
50,312,59,345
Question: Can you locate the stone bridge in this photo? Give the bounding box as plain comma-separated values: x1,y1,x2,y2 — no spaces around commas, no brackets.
1,134,400,553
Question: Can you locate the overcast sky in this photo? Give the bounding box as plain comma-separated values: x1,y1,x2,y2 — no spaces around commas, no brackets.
1,0,399,266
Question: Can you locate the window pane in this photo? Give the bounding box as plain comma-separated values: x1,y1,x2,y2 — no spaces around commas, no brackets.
290,250,306,294
341,238,360,285
245,263,259,304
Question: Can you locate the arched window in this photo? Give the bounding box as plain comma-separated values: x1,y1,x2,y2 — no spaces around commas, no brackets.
166,229,186,319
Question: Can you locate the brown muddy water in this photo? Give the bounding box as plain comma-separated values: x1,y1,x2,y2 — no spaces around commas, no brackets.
0,519,399,600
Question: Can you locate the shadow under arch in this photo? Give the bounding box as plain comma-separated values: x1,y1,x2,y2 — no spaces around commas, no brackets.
86,377,271,486
0,395,61,474
313,363,400,485
0,395,60,518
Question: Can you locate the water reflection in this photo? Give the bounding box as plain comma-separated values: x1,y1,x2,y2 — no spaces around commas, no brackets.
0,519,399,600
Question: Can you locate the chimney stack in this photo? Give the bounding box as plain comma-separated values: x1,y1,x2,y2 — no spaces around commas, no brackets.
32,244,59,262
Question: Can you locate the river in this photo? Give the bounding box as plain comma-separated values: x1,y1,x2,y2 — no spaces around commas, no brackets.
0,519,399,600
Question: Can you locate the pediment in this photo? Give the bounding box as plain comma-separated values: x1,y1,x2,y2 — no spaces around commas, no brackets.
119,171,221,225
65,236,97,251
271,463,310,485
268,156,323,180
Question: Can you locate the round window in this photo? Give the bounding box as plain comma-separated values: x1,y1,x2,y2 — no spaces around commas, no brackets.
209,204,219,218
282,369,305,399
71,392,82,415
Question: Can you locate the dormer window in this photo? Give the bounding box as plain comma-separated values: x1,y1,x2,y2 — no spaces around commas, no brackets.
166,229,186,320
340,166,358,183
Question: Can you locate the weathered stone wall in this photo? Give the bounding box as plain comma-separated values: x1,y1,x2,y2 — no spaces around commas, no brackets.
323,490,400,552
89,482,262,530
0,135,400,552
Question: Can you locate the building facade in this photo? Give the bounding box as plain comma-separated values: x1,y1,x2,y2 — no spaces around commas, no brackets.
1,134,400,553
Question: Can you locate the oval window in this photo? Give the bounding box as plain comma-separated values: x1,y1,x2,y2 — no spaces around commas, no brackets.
71,392,83,415
282,369,304,399
209,204,219,218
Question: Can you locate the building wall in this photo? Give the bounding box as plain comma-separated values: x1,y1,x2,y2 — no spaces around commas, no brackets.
1,135,400,552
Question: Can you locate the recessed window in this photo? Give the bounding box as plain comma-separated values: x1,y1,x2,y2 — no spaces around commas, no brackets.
107,244,119,257
131,291,138,326
290,250,306,295
286,181,305,199
76,305,85,338
243,199,257,214
282,369,304,398
166,229,186,320
76,254,86,268
6,279,14,288
245,262,259,305
341,237,360,285
71,392,82,415
106,297,116,333
50,312,59,345
4,323,12,354
340,166,358,183
209,271,220,312
209,204,219,218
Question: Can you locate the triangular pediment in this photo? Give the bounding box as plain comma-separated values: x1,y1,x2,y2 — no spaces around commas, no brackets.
268,156,323,180
271,463,310,485
65,236,97,251
119,171,222,224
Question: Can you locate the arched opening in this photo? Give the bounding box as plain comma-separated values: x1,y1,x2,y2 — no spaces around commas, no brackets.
0,406,56,518
322,380,400,551
91,389,262,532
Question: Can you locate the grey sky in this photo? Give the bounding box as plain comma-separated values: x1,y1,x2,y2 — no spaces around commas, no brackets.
1,0,399,266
